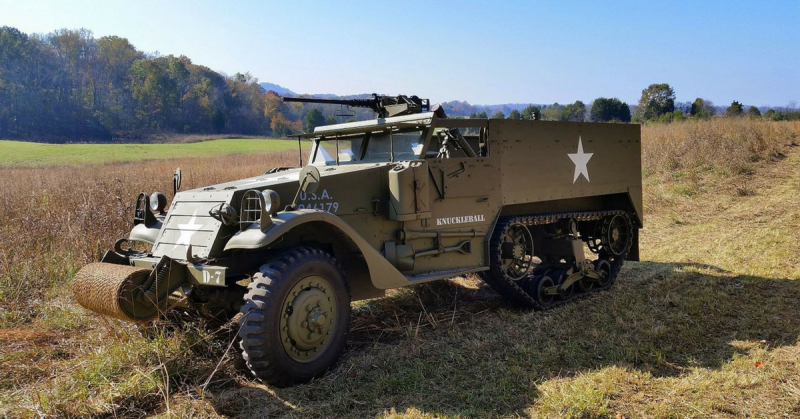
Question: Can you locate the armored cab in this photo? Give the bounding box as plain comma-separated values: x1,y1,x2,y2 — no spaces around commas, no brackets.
72,95,641,386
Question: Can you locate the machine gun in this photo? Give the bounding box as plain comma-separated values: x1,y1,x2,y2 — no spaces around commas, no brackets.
282,94,430,118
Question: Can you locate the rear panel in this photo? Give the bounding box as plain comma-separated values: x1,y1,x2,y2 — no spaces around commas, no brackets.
493,120,641,220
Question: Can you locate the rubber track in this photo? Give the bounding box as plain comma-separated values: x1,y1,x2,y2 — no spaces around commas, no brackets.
481,210,632,311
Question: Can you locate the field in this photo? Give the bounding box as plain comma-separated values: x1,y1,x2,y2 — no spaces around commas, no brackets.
1,120,799,418
0,138,298,168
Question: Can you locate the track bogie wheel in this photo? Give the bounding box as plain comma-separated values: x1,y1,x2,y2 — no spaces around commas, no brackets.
577,275,595,293
532,275,557,309
593,259,612,288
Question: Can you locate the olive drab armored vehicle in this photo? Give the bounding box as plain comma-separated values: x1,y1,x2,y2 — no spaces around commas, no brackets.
72,94,642,386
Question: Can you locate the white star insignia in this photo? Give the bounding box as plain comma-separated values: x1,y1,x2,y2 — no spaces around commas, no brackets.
568,136,593,183
174,210,203,249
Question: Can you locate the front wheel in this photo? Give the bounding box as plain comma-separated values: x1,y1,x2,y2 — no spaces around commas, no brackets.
238,247,351,387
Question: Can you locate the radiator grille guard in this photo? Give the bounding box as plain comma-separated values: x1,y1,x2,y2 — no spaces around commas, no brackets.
151,191,233,260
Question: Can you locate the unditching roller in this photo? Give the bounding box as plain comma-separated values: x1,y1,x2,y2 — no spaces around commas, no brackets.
72,261,173,322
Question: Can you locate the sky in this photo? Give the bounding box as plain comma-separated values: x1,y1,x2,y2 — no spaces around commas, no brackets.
2,0,798,107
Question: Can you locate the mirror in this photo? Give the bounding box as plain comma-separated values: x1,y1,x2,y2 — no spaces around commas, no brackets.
299,165,320,194
173,168,182,195
288,166,321,211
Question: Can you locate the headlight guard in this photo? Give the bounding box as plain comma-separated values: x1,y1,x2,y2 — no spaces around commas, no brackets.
240,189,280,232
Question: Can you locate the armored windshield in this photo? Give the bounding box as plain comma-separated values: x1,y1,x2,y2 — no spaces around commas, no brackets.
309,130,426,166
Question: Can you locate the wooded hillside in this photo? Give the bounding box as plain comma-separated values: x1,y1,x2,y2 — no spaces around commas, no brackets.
0,27,328,142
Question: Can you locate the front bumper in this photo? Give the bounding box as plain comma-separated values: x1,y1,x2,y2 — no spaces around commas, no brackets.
127,255,228,288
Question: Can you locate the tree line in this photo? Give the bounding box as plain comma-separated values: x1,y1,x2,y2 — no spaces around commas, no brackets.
452,83,800,124
630,83,800,123
0,26,339,142
454,99,632,123
2,26,798,142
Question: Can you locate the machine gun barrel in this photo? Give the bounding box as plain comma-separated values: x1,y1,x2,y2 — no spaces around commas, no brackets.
282,96,380,109
282,94,429,118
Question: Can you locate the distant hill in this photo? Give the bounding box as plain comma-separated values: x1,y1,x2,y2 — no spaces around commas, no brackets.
259,82,295,96
261,81,786,120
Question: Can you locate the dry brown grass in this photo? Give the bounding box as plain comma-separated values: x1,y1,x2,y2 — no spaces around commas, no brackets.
0,150,298,316
1,120,799,418
0,150,300,417
641,119,799,210
642,119,798,177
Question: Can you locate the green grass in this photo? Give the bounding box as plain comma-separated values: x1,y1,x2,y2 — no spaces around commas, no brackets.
0,138,298,167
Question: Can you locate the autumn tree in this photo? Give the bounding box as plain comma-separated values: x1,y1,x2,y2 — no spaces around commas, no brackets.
270,112,291,137
590,98,631,122
636,83,675,121
228,72,270,134
263,91,283,119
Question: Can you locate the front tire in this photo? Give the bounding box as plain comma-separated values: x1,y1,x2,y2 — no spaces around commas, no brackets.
238,247,351,387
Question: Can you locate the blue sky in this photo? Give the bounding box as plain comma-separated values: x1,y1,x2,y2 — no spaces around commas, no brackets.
2,0,798,107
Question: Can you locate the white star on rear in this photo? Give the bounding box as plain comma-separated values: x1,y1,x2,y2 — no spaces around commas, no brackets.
568,136,594,183
174,210,203,249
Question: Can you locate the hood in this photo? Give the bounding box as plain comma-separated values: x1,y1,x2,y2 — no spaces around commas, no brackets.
150,189,235,260
152,162,389,260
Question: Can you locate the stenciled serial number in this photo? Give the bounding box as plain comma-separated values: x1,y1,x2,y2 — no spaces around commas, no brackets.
297,202,339,212
298,188,339,213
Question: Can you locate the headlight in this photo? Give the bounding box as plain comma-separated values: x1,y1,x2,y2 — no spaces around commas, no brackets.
262,189,281,215
149,192,167,213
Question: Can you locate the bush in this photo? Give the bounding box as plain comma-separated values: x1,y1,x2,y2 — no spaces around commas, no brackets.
655,110,687,124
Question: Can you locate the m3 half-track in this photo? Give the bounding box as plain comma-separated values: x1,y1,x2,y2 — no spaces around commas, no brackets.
72,94,642,386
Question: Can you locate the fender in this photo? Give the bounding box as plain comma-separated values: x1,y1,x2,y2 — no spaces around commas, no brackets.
224,209,410,289
129,221,162,244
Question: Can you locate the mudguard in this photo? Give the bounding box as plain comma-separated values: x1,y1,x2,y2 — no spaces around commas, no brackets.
224,209,410,289
129,221,162,244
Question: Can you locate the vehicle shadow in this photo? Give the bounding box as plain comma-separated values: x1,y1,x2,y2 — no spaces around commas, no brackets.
208,261,800,418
